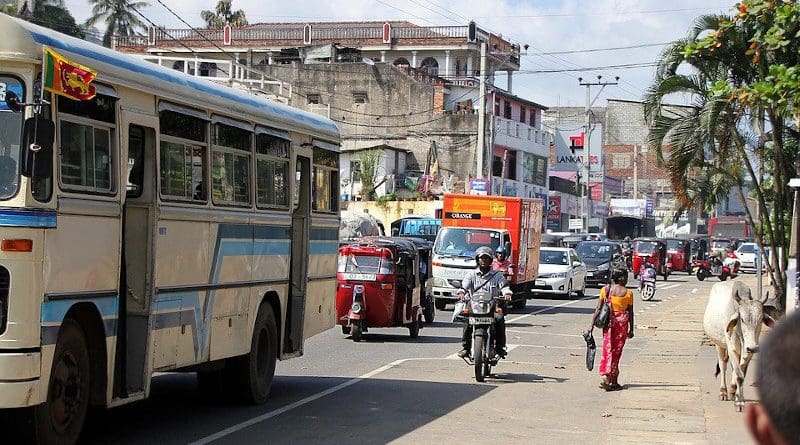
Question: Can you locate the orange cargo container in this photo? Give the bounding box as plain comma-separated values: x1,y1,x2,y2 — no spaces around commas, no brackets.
441,194,544,286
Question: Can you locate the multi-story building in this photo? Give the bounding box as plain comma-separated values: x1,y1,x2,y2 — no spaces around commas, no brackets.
114,20,548,200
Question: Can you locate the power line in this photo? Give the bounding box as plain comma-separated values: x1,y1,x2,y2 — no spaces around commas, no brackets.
531,42,670,56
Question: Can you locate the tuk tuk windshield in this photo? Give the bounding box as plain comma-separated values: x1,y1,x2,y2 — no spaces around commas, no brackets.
0,76,24,200
666,239,682,251
337,252,394,275
635,241,659,254
433,227,501,257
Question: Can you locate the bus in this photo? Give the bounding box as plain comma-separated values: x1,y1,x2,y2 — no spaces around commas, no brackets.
0,13,340,443
708,216,749,238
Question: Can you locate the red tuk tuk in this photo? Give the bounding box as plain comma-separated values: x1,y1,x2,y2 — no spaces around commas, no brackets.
632,238,670,280
666,238,692,273
336,238,424,341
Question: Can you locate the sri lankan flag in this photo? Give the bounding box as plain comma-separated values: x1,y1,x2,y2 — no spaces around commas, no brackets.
42,46,97,101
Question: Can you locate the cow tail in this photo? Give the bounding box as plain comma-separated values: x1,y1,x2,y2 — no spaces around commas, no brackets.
715,363,720,377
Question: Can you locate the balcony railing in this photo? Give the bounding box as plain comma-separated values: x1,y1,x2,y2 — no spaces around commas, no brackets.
115,23,517,56
135,54,293,104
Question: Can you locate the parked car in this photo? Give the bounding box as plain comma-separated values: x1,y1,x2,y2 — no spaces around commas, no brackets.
532,247,587,298
575,241,625,287
734,242,767,272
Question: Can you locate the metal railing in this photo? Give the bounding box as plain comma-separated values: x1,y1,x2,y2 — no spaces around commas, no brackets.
137,54,292,104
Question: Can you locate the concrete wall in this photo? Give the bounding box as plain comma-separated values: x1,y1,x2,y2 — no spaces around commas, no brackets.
346,200,444,229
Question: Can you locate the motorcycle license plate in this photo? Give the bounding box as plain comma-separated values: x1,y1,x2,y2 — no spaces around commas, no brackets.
469,317,494,324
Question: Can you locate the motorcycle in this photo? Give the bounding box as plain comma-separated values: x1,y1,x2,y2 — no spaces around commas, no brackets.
457,288,505,382
639,265,657,301
692,254,740,281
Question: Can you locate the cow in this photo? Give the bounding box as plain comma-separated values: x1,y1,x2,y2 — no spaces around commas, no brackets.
703,280,777,412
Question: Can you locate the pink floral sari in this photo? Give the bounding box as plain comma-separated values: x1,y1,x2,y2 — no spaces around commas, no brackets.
599,309,630,381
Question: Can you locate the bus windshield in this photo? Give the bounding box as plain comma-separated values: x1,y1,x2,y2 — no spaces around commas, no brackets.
0,76,24,200
433,227,501,257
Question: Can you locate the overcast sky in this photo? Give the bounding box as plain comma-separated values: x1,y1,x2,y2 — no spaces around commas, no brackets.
63,0,735,108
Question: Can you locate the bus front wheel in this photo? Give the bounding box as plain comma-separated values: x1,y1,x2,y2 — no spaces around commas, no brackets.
233,303,277,404
34,319,91,445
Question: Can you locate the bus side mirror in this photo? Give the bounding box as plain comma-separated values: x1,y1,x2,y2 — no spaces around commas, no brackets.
4,90,22,113
504,241,512,257
20,116,54,179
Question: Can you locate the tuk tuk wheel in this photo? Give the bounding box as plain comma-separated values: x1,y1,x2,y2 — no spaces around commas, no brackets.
697,270,706,281
351,323,363,342
341,325,351,335
408,318,420,338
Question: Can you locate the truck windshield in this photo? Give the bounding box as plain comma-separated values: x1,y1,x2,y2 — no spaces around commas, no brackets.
433,227,500,257
0,76,24,200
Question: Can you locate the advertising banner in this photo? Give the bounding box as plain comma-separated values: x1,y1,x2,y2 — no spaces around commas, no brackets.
468,178,490,195
547,196,561,222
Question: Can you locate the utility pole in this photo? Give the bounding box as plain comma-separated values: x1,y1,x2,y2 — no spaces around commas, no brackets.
633,144,638,198
578,75,618,232
476,41,488,179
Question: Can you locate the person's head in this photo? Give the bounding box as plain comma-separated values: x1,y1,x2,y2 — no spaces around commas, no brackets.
611,268,628,286
494,245,507,262
474,246,494,272
624,236,631,242
745,310,800,445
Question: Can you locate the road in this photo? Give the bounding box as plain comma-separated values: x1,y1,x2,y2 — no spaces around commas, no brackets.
7,272,742,444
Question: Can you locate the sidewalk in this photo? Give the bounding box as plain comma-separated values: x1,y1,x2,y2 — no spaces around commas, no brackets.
605,275,763,445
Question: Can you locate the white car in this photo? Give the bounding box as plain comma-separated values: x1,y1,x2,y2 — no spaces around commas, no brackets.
532,247,587,298
735,242,766,272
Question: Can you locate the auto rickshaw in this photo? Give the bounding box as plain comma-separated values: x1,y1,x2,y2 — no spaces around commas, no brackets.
632,237,669,280
336,237,424,341
666,238,692,273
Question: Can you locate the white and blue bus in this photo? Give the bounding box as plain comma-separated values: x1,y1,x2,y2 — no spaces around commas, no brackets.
0,13,340,443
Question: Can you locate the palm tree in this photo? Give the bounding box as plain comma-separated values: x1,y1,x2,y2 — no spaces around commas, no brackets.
645,12,795,307
201,0,248,29
84,0,150,48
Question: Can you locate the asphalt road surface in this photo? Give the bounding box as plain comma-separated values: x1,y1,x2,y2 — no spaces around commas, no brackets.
4,272,726,444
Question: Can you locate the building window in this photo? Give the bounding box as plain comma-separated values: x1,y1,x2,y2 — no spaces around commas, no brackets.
393,58,410,66
353,92,368,104
492,155,503,177
507,151,517,180
612,153,631,169
520,108,526,124
307,94,321,104
494,101,500,116
529,111,536,127
420,57,439,76
503,101,511,119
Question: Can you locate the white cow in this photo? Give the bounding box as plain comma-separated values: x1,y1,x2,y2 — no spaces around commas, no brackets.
703,280,776,411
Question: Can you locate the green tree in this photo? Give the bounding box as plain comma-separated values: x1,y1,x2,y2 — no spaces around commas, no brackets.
84,0,150,47
15,0,86,39
646,2,800,309
357,149,384,201
201,0,248,29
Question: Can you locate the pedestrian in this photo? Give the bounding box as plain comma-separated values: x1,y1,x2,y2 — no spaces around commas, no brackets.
589,268,634,391
745,310,800,445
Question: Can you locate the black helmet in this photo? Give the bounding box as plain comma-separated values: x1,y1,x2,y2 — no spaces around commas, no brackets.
474,246,494,262
494,245,507,260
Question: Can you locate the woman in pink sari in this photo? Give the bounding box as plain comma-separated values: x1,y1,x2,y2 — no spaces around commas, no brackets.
589,268,634,391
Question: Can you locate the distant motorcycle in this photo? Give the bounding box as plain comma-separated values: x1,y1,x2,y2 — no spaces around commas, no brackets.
639,265,656,301
692,254,740,281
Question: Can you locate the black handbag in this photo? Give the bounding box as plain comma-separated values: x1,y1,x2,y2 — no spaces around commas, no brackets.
593,286,612,329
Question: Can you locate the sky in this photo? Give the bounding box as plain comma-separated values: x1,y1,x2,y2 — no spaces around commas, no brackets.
62,0,737,108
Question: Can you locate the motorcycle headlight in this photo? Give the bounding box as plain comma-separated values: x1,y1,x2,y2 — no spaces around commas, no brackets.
351,302,363,313
470,301,491,314
598,262,609,271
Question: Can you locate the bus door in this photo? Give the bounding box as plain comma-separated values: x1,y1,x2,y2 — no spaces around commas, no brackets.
115,110,158,399
285,153,310,356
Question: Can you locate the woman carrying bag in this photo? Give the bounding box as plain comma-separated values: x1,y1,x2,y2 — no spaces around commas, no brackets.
589,269,634,391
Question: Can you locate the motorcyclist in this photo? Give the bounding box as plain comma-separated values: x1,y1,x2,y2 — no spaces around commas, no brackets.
639,261,657,292
457,246,513,359
492,245,515,278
